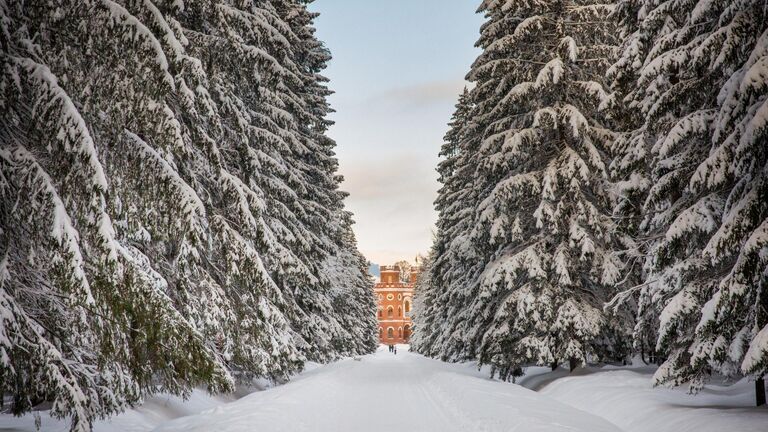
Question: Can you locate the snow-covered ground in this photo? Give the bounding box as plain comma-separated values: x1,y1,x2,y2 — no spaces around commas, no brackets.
153,345,618,432
536,366,768,432
3,347,767,431
0,383,271,432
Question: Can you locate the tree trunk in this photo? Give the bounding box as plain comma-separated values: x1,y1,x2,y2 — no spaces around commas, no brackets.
757,376,766,407
550,361,558,371
569,357,578,372
513,367,523,381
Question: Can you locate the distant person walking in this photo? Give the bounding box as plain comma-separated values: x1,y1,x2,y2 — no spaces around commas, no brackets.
394,347,397,355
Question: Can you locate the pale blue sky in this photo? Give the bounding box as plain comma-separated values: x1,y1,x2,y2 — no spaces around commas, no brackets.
309,0,483,265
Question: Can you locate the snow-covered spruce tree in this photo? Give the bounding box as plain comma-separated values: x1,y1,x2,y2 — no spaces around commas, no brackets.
421,86,485,361
420,0,630,380
395,260,413,283
0,0,373,430
258,0,347,362
600,0,659,363
606,0,768,396
0,3,236,430
320,211,378,356
173,0,320,380
410,253,437,354
222,0,345,363
281,2,378,359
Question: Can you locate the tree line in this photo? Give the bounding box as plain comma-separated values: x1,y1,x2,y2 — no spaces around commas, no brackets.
0,1,377,431
412,0,768,404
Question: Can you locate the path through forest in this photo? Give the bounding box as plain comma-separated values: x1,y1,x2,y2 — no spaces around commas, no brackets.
151,346,620,432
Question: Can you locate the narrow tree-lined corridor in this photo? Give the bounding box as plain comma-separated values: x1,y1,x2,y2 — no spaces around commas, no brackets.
1,0,767,431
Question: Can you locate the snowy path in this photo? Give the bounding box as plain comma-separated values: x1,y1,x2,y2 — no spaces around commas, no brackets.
153,346,621,432
5,347,765,431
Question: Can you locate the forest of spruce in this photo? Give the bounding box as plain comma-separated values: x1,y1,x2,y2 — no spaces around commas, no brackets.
0,1,377,431
412,0,768,399
1,0,768,430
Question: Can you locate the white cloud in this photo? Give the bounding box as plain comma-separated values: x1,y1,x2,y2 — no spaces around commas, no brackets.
339,154,438,264
369,79,472,109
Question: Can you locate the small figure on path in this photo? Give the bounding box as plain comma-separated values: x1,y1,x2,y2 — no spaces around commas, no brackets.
394,347,397,355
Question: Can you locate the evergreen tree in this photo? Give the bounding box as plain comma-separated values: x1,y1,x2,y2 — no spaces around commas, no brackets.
414,0,630,379
601,0,658,363
411,252,437,354
607,0,768,395
474,0,628,379
321,212,378,356
428,86,482,361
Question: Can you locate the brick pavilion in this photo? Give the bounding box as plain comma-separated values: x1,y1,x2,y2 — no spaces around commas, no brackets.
375,264,419,344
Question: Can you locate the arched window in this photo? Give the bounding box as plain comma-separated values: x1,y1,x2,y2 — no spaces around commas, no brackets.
398,327,403,338
397,294,402,300
387,306,394,318
398,306,402,317
378,308,382,318
387,327,394,339
379,328,383,338
404,325,411,340
404,300,411,313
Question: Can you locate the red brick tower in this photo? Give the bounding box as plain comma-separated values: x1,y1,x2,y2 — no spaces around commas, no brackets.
375,265,419,344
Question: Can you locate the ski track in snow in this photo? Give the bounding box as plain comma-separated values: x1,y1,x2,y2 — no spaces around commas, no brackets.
152,346,620,432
